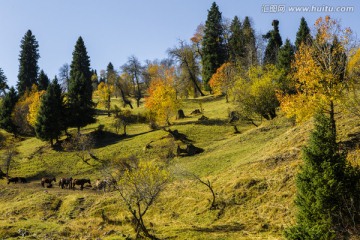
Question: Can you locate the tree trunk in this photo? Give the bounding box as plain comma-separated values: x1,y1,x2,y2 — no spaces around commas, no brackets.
183,60,205,96
329,100,337,143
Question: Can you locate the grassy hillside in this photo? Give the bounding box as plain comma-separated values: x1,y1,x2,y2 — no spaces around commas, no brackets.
0,96,359,239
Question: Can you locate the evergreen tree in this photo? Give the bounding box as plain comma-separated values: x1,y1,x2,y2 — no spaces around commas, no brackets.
68,37,95,132
0,87,18,134
17,30,40,96
276,39,295,94
38,70,50,91
295,17,311,50
35,77,64,146
68,72,95,132
0,68,9,95
70,37,92,82
285,113,360,239
228,16,245,64
263,20,283,65
242,16,257,69
277,39,295,74
202,2,227,91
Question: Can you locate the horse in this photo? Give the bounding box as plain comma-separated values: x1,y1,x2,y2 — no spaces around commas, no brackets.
41,177,56,188
95,179,106,192
95,178,117,192
72,178,91,190
59,177,73,189
7,177,19,184
18,177,27,183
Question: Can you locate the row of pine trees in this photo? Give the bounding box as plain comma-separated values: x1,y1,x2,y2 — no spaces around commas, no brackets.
0,33,94,145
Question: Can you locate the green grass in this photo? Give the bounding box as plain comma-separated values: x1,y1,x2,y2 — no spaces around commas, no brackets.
0,95,359,239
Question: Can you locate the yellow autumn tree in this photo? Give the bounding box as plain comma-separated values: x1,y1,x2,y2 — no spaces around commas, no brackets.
209,62,236,102
12,84,45,134
27,87,46,127
145,67,180,126
94,81,114,116
343,47,360,117
279,16,351,126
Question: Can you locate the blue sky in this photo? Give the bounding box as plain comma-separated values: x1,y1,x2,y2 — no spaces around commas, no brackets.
0,0,359,88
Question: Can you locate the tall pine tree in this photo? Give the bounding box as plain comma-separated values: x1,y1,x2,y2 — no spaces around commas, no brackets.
0,68,9,95
0,87,18,134
202,2,227,91
38,70,50,91
263,20,283,65
277,38,295,74
17,30,40,96
295,17,311,50
68,37,95,132
285,113,360,239
35,77,64,146
242,16,257,69
228,16,245,64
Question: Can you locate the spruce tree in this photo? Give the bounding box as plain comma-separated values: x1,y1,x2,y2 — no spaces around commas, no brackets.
242,16,257,69
277,39,295,74
68,37,95,132
202,2,227,91
17,30,40,96
263,20,283,65
0,87,18,134
285,113,360,239
228,16,245,64
38,70,50,91
295,17,311,50
0,68,9,95
35,77,64,146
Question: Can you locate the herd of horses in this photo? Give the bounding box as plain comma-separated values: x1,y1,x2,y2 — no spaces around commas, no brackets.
5,176,116,192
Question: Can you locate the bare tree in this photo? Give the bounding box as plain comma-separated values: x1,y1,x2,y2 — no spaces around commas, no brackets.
168,40,205,97
2,145,18,178
62,133,96,165
121,56,144,107
58,63,70,93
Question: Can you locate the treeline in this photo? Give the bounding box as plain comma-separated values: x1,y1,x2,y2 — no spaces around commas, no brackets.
1,2,360,142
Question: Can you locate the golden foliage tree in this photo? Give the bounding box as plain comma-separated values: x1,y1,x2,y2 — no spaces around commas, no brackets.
343,47,360,117
12,84,45,135
279,16,351,127
94,81,114,116
117,161,170,239
145,67,180,126
209,62,236,102
233,65,282,125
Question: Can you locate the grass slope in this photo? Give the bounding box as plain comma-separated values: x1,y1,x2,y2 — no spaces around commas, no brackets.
0,96,359,239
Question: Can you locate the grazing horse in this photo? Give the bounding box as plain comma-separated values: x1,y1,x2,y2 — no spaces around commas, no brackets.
41,177,56,188
18,177,27,183
7,177,19,184
72,178,91,190
59,177,73,189
95,178,117,192
95,179,106,192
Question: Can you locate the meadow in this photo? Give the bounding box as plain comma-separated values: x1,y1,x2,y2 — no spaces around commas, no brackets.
0,95,359,240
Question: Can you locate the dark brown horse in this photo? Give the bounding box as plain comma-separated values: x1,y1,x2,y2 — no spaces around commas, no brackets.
41,177,56,187
7,177,19,184
18,177,27,183
72,178,91,190
59,177,73,189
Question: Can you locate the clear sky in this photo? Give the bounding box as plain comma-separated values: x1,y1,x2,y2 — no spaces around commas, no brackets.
0,0,359,88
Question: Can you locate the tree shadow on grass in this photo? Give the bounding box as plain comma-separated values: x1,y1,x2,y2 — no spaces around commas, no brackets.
183,222,244,233
173,118,229,127
93,130,156,149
